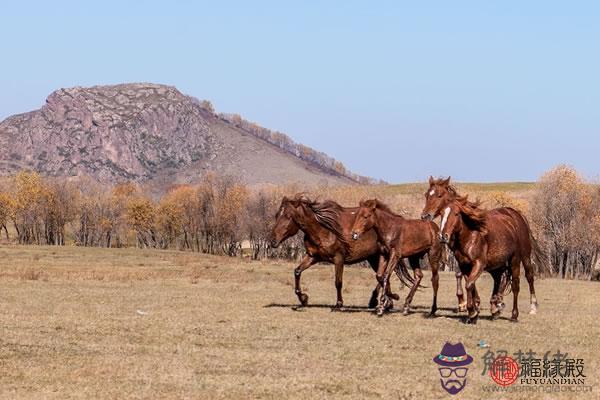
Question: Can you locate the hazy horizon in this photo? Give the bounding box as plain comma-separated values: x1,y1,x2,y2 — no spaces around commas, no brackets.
2,1,598,183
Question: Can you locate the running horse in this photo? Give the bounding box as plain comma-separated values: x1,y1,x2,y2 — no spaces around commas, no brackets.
271,195,414,309
421,177,544,323
350,199,455,317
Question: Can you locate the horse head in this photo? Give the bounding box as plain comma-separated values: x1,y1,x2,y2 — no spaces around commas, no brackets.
422,176,455,220
438,201,461,244
271,195,302,247
439,196,486,244
351,199,378,240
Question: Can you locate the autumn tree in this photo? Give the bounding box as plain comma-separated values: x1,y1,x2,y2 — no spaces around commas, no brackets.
126,195,157,248
0,191,13,240
156,185,199,249
10,171,46,244
41,178,79,245
531,165,600,278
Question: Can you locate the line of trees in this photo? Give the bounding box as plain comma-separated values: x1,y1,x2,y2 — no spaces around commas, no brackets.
0,171,302,259
0,165,598,280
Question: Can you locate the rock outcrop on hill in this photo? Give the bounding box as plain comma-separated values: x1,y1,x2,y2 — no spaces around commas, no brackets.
0,83,365,188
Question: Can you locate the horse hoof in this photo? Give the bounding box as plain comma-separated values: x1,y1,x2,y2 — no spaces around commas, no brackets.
510,317,519,323
491,311,501,320
427,310,437,318
402,306,410,316
331,302,343,312
465,311,479,324
299,294,309,307
529,305,538,315
368,297,378,309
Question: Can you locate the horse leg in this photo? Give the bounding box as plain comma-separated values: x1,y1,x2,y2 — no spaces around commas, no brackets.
368,283,381,309
332,255,344,310
490,269,503,319
294,255,317,306
523,257,538,314
429,252,440,317
429,268,439,317
367,256,381,308
377,249,398,316
403,256,423,315
465,261,484,323
367,255,397,308
383,254,400,301
464,281,476,324
495,267,508,312
472,283,481,312
510,258,521,322
455,270,467,312
428,241,443,317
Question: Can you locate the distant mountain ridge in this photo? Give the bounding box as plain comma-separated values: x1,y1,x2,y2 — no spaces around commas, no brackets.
0,83,374,188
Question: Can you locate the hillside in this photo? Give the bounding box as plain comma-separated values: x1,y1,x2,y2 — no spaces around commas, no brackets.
0,83,369,188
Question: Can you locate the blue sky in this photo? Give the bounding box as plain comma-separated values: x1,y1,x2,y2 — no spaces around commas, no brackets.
1,1,598,182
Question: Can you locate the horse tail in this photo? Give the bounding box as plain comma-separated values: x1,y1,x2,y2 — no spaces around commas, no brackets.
519,212,550,276
502,266,513,296
529,232,550,276
506,207,550,277
395,258,416,288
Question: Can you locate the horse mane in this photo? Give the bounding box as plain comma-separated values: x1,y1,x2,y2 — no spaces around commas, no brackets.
308,199,351,249
431,177,459,198
447,185,458,198
455,195,488,234
289,194,351,249
361,199,401,217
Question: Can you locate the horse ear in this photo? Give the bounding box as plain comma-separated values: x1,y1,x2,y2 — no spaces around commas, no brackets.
367,199,377,210
287,195,300,207
443,176,451,186
428,176,434,185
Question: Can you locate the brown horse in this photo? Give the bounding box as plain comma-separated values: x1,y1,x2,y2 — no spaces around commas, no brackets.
422,177,543,323
350,199,454,317
271,195,413,309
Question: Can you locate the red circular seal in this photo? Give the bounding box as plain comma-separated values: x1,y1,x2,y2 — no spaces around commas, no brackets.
489,356,519,386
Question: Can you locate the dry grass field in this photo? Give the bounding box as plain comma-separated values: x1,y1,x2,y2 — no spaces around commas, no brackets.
0,245,598,399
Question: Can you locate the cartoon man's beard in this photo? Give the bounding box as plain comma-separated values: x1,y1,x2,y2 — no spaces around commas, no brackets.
441,378,466,395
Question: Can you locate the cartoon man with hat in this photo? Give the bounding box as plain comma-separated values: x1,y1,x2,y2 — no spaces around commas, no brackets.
433,342,473,395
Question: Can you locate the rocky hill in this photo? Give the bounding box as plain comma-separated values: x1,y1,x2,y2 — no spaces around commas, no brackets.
0,83,370,188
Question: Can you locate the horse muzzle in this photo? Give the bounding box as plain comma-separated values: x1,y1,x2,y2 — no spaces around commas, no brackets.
421,213,433,221
351,232,360,241
439,233,449,244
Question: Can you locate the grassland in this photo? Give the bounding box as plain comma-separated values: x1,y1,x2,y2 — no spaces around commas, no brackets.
0,245,598,399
